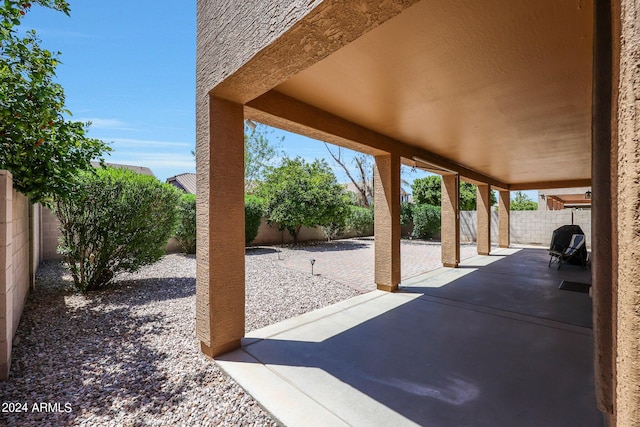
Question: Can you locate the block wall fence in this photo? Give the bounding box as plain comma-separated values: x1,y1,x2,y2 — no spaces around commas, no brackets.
459,209,592,249
1,173,593,381
1,171,42,380
38,208,593,257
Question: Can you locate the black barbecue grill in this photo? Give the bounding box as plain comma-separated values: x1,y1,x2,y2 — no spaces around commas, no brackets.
548,224,588,269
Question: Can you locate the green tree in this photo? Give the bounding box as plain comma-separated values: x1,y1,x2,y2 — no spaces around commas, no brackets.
1,1,110,203
55,168,180,292
244,120,282,191
412,175,496,209
412,176,442,206
257,157,350,243
510,191,538,210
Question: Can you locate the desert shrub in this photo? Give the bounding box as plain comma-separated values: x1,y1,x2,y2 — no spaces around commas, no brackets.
322,218,346,241
400,201,414,226
411,204,441,239
345,205,374,236
245,195,264,245
55,167,180,292
175,193,196,254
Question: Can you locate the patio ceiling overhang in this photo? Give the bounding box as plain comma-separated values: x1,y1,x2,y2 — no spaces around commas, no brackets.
210,0,594,190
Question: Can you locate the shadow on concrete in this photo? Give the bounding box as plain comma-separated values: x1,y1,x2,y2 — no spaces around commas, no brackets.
402,248,593,328
218,248,603,426
284,240,370,253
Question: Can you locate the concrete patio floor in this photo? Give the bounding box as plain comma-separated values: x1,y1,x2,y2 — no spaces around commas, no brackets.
216,247,603,426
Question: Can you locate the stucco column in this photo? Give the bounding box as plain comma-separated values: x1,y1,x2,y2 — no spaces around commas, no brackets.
476,184,491,256
441,174,460,268
374,153,401,291
592,0,616,420
498,190,510,248
615,0,640,424
196,96,245,358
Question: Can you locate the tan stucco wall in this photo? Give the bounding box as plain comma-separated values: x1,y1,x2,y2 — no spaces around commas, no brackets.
615,0,640,424
197,0,322,101
441,174,460,267
198,0,418,104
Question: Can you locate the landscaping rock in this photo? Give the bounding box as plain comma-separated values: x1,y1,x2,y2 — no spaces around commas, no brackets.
0,250,358,426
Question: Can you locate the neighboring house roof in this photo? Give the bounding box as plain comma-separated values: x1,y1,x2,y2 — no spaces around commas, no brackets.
167,173,196,194
91,162,155,177
343,182,367,194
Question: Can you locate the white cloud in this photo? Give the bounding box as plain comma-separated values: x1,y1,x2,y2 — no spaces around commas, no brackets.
108,152,195,169
80,118,139,131
32,28,92,40
105,138,193,148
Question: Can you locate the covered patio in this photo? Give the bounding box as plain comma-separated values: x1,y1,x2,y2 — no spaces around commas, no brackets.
217,248,601,426
196,0,639,424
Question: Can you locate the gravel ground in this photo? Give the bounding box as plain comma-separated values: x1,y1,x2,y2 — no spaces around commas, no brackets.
0,249,359,426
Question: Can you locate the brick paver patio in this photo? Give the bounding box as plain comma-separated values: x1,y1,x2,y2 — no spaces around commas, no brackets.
275,238,481,293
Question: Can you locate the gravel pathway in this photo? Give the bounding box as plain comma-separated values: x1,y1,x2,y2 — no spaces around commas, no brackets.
0,249,359,426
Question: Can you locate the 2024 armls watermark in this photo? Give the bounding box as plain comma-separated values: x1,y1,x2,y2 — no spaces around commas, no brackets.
2,402,72,413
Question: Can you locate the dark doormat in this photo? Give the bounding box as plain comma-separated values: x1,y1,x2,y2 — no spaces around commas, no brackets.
559,280,591,293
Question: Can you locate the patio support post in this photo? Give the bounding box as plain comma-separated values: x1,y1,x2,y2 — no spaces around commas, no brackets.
613,0,640,424
498,190,510,248
592,0,617,420
441,174,460,268
476,184,491,256
196,95,245,358
374,153,401,291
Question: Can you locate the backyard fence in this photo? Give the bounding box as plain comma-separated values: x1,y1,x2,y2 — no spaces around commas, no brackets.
1,175,593,381
459,209,592,248
38,207,593,255
1,171,43,380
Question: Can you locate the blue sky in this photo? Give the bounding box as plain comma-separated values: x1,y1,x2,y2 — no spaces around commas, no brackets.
22,1,386,184
22,2,197,179
21,2,535,200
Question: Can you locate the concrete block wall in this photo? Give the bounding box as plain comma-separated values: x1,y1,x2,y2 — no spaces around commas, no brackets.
250,217,364,246
41,206,62,260
460,209,592,248
32,204,41,276
460,211,499,244
1,172,35,380
0,171,12,380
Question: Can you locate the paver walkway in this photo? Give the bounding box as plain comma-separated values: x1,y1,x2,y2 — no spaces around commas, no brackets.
276,238,480,293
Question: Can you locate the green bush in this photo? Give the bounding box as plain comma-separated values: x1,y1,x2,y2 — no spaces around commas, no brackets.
400,201,414,226
345,206,374,236
175,193,196,254
257,157,350,242
245,195,264,245
322,219,346,241
411,204,441,239
55,167,181,292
